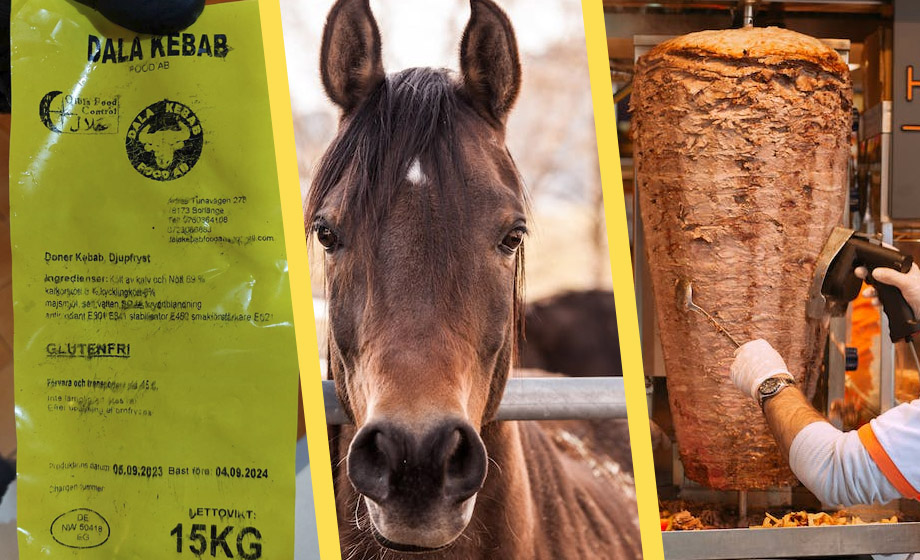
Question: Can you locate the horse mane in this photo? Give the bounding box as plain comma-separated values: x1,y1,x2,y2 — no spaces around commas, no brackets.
306,67,528,357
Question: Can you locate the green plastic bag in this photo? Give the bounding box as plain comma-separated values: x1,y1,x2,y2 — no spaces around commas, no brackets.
10,1,298,557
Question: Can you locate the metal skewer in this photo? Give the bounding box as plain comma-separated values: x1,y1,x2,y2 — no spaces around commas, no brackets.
742,0,756,28
675,279,743,348
738,490,748,528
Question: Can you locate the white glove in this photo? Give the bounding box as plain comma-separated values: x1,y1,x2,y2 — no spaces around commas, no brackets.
730,339,791,400
856,263,920,318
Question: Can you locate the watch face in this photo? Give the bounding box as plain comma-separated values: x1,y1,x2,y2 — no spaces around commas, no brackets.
759,377,784,395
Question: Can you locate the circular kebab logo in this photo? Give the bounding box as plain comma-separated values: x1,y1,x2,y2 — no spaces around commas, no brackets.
126,100,203,181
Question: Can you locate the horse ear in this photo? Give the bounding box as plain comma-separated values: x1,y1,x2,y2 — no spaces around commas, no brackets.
459,0,522,126
320,0,385,114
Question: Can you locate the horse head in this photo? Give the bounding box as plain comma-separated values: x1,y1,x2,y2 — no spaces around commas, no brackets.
308,0,525,552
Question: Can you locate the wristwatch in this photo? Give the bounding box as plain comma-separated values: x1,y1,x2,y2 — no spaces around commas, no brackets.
757,375,796,410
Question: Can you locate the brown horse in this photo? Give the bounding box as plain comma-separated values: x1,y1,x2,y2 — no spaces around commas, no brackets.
307,0,641,557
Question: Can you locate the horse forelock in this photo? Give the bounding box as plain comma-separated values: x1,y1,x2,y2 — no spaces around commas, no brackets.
308,67,461,234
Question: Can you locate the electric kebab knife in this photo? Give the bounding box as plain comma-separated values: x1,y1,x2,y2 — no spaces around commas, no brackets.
808,226,920,368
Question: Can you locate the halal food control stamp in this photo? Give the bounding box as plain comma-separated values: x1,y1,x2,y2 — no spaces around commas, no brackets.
38,91,119,134
126,100,203,181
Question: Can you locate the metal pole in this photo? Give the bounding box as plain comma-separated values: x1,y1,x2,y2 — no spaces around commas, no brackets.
880,225,897,413
737,490,748,527
742,0,756,28
322,377,628,425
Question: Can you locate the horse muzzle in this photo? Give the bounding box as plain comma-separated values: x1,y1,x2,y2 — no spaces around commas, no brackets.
347,418,488,550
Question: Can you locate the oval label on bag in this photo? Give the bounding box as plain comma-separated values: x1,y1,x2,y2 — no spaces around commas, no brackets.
50,508,111,549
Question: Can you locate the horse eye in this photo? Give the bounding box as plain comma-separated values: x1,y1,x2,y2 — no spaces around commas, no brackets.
500,228,526,254
315,224,339,251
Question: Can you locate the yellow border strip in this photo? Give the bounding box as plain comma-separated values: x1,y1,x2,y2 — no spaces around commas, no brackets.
580,2,665,559
258,1,342,558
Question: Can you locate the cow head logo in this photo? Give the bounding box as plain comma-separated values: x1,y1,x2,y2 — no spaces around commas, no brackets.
126,100,203,181
139,121,191,169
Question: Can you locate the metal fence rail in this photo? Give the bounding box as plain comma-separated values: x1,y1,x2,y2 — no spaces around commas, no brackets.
322,377,627,425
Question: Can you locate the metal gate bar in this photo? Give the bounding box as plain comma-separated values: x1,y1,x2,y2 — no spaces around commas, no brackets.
322,377,627,425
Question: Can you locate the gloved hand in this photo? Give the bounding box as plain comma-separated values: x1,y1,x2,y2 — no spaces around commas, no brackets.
0,455,14,503
730,339,791,400
73,0,206,35
856,262,920,318
2,0,208,112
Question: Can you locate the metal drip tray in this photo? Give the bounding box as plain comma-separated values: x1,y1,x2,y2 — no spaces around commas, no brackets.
663,522,920,559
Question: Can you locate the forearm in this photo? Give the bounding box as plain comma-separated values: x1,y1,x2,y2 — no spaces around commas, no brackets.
763,387,827,459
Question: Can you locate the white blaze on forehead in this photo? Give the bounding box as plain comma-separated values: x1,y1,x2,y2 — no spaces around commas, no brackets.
406,158,427,185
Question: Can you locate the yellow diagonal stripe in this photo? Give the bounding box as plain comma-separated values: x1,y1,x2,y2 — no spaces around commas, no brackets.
580,2,665,559
258,1,342,558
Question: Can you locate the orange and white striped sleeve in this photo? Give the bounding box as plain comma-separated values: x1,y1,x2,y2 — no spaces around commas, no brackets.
857,399,920,501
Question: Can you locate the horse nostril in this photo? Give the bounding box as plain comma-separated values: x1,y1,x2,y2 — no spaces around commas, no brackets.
440,422,487,502
348,426,399,503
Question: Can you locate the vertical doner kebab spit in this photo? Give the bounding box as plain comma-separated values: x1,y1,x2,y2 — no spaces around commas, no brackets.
632,27,852,489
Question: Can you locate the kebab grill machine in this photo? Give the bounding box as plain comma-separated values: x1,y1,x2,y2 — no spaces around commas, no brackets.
620,0,920,557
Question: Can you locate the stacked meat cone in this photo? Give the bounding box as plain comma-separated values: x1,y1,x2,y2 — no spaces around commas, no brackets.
632,27,852,489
